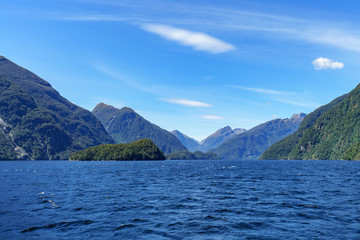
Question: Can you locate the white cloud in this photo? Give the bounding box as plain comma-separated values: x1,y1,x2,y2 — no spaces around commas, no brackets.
141,24,235,54
162,98,212,107
47,2,360,54
200,115,224,120
312,57,344,70
231,86,294,95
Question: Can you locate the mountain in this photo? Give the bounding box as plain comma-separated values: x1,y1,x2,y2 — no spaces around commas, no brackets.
170,130,200,152
234,128,247,135
200,126,245,152
214,113,306,160
0,56,114,160
92,103,187,154
261,84,360,160
171,127,247,152
70,139,166,161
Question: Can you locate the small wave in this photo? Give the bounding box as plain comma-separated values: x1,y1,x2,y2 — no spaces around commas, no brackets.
114,224,136,230
231,221,265,230
21,220,94,233
72,207,83,211
131,218,149,223
214,208,234,213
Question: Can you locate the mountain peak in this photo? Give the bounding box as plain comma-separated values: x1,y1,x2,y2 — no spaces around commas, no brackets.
93,103,135,116
92,103,186,154
94,102,117,111
214,126,233,135
120,106,135,113
290,113,306,121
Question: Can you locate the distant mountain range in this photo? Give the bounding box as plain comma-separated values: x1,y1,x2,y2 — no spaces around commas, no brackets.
213,113,306,160
0,55,329,161
92,103,186,154
171,127,247,153
261,84,360,160
0,56,114,160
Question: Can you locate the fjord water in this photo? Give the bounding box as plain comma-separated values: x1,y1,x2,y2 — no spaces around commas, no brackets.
1,160,359,239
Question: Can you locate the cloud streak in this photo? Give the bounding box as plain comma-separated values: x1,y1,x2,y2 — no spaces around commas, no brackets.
312,57,344,70
200,115,224,120
233,85,320,108
142,24,235,54
162,98,212,107
48,1,360,54
231,86,295,95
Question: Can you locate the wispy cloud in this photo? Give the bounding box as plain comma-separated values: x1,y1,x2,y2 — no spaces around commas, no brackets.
231,86,295,95
200,115,224,120
233,85,320,108
273,98,320,108
93,63,153,93
55,15,128,21
162,98,212,107
48,1,360,54
312,57,344,70
142,24,235,54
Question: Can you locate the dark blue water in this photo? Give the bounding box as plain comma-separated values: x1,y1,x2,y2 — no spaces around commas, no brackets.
1,160,360,239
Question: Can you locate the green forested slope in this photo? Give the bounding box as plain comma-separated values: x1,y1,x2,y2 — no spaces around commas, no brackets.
261,94,347,160
0,56,114,160
261,84,360,160
166,150,219,160
92,103,187,154
69,139,166,161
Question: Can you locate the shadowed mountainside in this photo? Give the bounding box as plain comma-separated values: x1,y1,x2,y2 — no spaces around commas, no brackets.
92,103,187,154
0,56,114,160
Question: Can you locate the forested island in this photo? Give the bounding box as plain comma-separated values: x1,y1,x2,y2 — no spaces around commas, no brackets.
69,139,166,161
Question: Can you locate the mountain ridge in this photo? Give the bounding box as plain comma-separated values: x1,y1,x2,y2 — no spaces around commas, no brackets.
0,56,114,160
214,113,306,160
92,103,187,154
261,84,360,160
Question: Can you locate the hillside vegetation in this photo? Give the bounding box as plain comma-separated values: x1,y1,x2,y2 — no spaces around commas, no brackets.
70,139,165,161
0,56,114,160
261,84,360,160
92,103,186,154
214,114,305,159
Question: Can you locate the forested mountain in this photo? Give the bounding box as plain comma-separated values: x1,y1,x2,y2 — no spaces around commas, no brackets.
214,113,306,159
0,56,114,160
170,130,200,152
92,103,187,154
261,84,360,160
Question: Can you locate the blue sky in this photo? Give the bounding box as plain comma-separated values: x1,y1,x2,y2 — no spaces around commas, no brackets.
1,0,360,140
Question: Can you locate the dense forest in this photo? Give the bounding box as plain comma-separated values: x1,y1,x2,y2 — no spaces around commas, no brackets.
166,150,219,160
261,84,360,160
70,139,166,161
0,56,114,160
